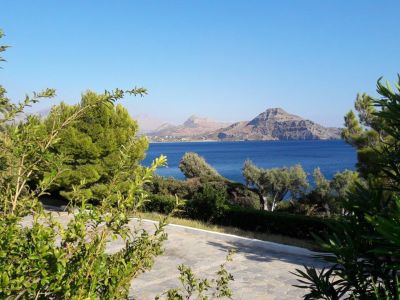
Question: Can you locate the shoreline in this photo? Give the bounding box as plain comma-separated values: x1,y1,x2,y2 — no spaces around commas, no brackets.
148,138,344,144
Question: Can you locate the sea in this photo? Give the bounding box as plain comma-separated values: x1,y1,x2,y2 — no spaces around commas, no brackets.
143,140,357,183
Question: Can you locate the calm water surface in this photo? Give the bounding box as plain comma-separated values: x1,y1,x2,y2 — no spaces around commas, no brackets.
143,140,357,183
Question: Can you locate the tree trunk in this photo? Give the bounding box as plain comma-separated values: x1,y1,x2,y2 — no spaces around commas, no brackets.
258,193,269,211
264,198,269,211
270,193,279,212
271,200,277,212
323,203,331,217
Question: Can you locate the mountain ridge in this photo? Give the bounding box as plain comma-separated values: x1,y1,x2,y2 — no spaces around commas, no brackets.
148,115,231,138
148,108,341,142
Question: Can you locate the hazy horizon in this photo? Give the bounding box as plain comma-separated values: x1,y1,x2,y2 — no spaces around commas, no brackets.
1,0,400,127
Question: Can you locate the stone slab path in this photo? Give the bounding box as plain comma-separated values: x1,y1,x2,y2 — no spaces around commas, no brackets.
23,211,327,300
128,219,326,300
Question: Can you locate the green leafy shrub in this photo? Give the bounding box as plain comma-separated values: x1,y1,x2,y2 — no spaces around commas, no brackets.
145,194,178,214
147,176,202,199
147,175,259,210
196,180,259,209
0,86,168,298
217,207,335,240
187,185,229,222
149,152,260,210
0,31,169,299
142,192,332,240
294,77,400,299
225,181,259,209
43,91,148,202
291,168,361,217
157,250,235,300
145,177,331,240
179,152,222,180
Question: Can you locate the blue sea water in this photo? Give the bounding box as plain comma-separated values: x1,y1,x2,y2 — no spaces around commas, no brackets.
143,140,357,183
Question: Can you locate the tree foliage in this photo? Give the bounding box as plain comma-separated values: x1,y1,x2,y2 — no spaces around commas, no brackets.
0,31,170,299
295,77,400,299
307,168,359,216
179,152,221,180
187,184,229,221
0,89,168,298
330,170,359,202
242,161,308,211
44,91,148,202
342,78,400,190
147,174,260,210
301,167,332,216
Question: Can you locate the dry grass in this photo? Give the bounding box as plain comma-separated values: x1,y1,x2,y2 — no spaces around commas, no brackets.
137,211,318,250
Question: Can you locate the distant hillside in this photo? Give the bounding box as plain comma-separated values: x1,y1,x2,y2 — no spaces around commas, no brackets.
208,108,341,141
148,115,231,139
133,114,167,133
148,108,341,142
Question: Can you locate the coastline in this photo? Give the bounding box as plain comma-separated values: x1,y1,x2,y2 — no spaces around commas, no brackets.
143,139,356,182
148,138,343,144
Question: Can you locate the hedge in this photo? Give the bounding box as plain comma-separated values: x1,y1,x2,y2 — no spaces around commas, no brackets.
216,207,336,240
144,194,176,214
144,193,337,240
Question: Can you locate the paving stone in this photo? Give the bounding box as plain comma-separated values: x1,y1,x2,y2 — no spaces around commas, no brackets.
24,213,327,299
128,219,327,299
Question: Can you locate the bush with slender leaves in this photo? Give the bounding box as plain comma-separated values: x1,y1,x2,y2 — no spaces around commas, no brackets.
0,31,169,299
294,77,400,299
156,251,235,300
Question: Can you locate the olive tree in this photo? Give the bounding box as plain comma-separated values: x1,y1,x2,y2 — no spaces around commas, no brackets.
330,169,359,214
242,160,308,211
179,152,221,180
306,168,359,216
313,167,331,213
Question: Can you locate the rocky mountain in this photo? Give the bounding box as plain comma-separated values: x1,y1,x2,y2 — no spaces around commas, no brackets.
148,115,231,139
208,108,341,141
148,108,341,142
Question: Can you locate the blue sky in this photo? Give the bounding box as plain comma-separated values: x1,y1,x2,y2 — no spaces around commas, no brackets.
1,0,399,127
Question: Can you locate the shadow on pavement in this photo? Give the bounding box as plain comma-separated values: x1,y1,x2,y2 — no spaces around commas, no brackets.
206,239,327,268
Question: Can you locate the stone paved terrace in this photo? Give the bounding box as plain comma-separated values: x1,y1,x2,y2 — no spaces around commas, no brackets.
23,211,327,300
127,219,327,300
